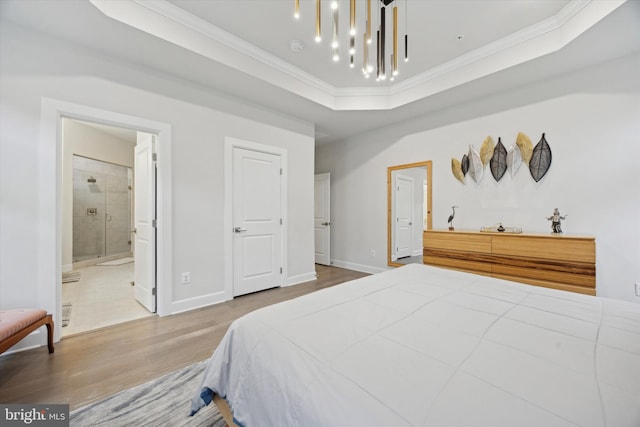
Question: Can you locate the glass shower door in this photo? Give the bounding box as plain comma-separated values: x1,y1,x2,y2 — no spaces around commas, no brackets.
72,156,131,262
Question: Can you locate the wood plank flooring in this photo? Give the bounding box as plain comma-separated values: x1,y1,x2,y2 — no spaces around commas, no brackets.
0,265,368,410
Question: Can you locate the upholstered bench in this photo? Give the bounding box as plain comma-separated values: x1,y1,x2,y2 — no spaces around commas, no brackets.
0,309,54,355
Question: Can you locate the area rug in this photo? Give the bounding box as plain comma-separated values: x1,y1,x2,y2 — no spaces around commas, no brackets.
70,360,224,427
95,257,134,266
62,271,81,283
61,303,72,327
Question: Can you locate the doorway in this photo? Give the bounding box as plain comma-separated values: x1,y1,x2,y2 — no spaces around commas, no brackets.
61,118,154,336
40,98,172,343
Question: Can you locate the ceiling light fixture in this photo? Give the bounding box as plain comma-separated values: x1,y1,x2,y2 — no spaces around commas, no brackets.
294,0,409,82
315,0,322,42
404,0,409,62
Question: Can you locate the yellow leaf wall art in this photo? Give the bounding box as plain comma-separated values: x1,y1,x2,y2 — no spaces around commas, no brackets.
480,136,495,166
516,132,533,164
451,158,465,183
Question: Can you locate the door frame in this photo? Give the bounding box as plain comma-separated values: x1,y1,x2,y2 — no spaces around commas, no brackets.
224,137,287,300
41,98,172,343
387,161,432,268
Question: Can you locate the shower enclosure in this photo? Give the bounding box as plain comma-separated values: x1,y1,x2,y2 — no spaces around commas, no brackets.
72,155,132,262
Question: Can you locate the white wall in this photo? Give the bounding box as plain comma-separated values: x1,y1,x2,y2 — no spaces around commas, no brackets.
61,119,135,271
317,53,640,302
0,22,316,350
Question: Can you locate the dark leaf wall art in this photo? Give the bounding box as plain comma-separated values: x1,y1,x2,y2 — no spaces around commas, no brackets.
490,137,508,181
461,154,469,176
529,133,552,182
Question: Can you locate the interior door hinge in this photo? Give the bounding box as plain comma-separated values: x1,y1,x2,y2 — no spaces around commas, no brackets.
152,219,157,227
152,287,156,295
152,153,157,161
280,267,283,274
280,218,283,225
280,168,283,175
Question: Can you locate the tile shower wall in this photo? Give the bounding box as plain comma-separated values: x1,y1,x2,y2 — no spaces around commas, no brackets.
73,156,132,262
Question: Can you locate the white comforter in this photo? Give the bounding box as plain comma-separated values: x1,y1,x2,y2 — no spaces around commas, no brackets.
191,264,640,426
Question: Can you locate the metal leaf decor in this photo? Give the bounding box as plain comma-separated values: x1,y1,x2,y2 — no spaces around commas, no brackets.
490,137,507,181
467,145,483,183
529,133,552,182
480,136,495,166
516,132,533,164
507,144,522,177
461,154,469,176
451,158,465,183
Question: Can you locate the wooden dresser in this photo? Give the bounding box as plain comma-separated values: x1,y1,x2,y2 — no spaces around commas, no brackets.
423,230,596,295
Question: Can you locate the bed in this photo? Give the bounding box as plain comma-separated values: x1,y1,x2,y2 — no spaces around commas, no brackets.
190,264,640,426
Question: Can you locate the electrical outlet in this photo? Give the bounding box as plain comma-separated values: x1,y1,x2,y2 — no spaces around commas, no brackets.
181,272,191,284
635,282,640,297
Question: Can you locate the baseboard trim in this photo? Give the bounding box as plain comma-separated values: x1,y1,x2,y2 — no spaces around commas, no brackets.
170,290,228,315
0,330,45,356
330,260,389,275
284,272,317,287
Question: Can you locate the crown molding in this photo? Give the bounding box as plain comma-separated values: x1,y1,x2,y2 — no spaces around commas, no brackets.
90,0,626,111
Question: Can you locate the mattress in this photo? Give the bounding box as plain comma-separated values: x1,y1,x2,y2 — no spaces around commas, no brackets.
191,263,640,426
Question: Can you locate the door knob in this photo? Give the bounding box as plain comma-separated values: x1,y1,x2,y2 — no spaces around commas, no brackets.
322,222,331,226
234,227,247,233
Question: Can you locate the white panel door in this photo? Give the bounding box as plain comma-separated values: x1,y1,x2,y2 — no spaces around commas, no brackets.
134,134,156,312
394,174,413,259
233,148,282,297
314,173,331,265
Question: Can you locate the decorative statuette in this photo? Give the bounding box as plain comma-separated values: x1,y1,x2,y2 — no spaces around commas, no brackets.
448,205,459,231
547,208,567,234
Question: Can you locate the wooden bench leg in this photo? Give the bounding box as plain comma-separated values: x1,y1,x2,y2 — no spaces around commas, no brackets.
45,314,54,353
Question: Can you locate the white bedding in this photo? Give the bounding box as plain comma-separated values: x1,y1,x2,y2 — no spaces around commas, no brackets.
191,264,640,426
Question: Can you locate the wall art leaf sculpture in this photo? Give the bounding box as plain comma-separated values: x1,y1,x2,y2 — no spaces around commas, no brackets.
490,137,508,181
461,154,469,176
507,144,522,177
529,133,552,182
467,145,483,183
516,132,533,164
480,136,495,166
451,158,465,183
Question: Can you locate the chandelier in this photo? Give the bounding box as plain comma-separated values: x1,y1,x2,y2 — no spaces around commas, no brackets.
294,0,409,81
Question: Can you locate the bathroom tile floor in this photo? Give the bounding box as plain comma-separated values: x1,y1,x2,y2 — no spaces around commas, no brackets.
62,261,153,337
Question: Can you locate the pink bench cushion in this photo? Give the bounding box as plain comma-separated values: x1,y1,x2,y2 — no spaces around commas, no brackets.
0,309,48,341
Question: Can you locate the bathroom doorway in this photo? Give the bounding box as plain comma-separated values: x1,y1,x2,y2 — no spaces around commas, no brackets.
61,118,154,336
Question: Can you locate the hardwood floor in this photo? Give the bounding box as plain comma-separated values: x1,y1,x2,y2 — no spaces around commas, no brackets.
0,265,368,410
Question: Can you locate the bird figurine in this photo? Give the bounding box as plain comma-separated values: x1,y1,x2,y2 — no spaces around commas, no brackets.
448,206,459,231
